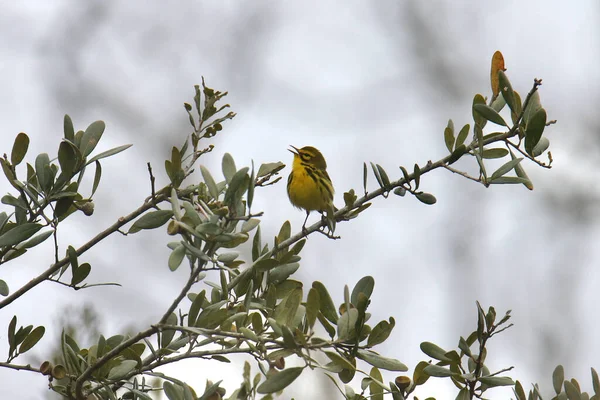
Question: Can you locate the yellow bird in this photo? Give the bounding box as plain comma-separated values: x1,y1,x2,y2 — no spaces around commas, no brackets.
287,146,335,232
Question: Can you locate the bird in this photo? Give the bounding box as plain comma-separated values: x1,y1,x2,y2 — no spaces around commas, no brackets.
287,145,335,233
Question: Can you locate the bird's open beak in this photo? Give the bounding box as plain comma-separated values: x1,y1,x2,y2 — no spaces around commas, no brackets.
288,145,300,155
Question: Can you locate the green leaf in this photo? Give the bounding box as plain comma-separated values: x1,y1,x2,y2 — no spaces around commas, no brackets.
163,381,183,400
472,94,487,128
80,121,106,157
17,230,53,250
351,276,374,306
498,70,517,114
532,137,550,157
413,164,421,190
413,361,430,386
367,317,395,347
0,223,43,247
456,387,470,400
524,108,547,155
564,380,582,400
363,162,368,193
473,104,508,127
35,153,52,192
312,281,338,324
444,120,455,153
490,158,523,181
256,367,304,394
86,144,132,165
188,290,206,327
370,162,384,189
129,210,173,232
415,192,436,205
325,351,355,371
107,359,138,380
592,367,599,395
222,153,236,183
63,115,75,141
257,162,285,178
0,280,8,296
11,133,30,166
420,342,452,362
553,365,565,395
523,91,542,126
91,161,102,197
370,367,384,400
423,364,456,377
19,326,45,353
306,287,320,330
356,350,408,372
376,164,391,188
200,165,219,200
224,167,249,207
337,308,358,341
481,148,509,159
71,262,91,286
488,176,532,185
479,376,514,387
455,124,470,149
168,244,186,271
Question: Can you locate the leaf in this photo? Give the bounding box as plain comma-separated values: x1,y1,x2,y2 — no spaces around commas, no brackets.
86,144,132,165
376,164,391,188
337,308,358,341
35,153,52,192
256,367,304,394
325,351,355,371
222,153,237,183
80,121,106,157
63,114,75,141
0,280,8,296
107,359,138,380
356,350,408,372
351,276,374,305
473,104,508,127
312,281,338,324
444,120,455,153
479,376,514,387
523,91,542,126
91,161,102,197
490,51,505,98
415,192,436,205
11,133,30,166
420,342,452,362
488,176,532,185
224,167,249,207
456,387,470,400
490,158,523,181
71,262,91,286
257,162,285,178
498,70,517,113
163,381,183,400
455,124,470,149
525,108,547,155
0,223,43,247
368,317,395,347
423,364,456,377
129,210,173,232
481,148,509,159
306,288,320,330
472,94,487,129
57,140,78,177
19,326,45,354
564,380,582,400
413,164,421,190
370,367,384,400
168,244,186,271
532,137,550,157
200,165,219,200
370,162,384,189
363,162,368,193
413,361,430,386
553,365,565,394
592,367,599,395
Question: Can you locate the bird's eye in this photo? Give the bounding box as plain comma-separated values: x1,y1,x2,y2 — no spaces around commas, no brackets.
301,153,311,161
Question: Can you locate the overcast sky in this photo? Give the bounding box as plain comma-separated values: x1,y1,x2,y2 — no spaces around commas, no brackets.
1,1,599,399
